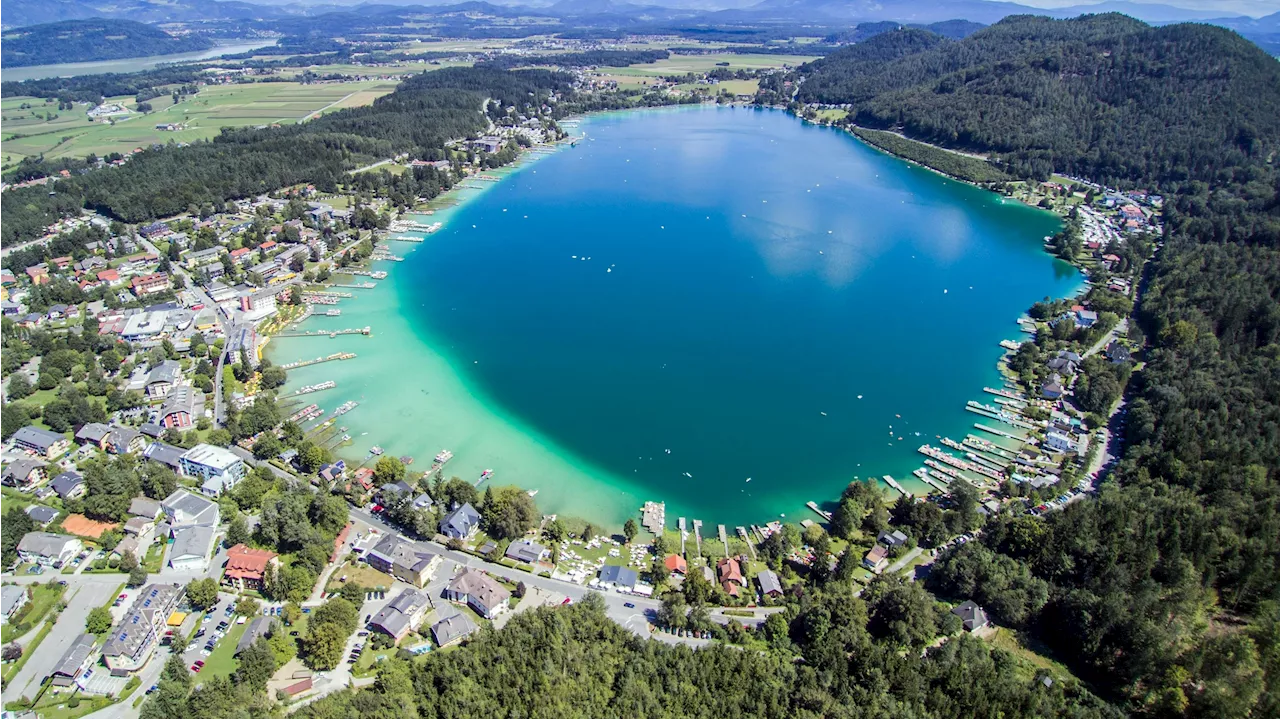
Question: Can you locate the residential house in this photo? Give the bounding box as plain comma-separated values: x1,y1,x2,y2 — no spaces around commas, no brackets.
1106,341,1131,363
1046,356,1077,374
878,530,909,547
102,583,184,673
318,462,345,483
431,613,477,647
139,423,165,440
130,273,170,297
139,222,170,239
445,569,511,619
168,525,216,573
144,360,182,398
863,545,889,573
25,505,61,527
663,554,687,576
438,502,481,540
1072,307,1098,328
952,600,990,632
716,557,745,597
365,534,441,587
49,470,85,498
143,442,185,474
75,422,113,450
160,488,220,529
11,426,70,459
222,544,279,592
179,444,247,497
50,633,98,686
235,617,277,655
17,532,82,566
1044,430,1076,453
107,427,147,455
159,387,205,429
97,269,121,285
503,539,546,564
1041,374,1065,400
128,498,164,521
598,564,639,592
2,585,30,624
369,589,431,642
2,459,48,489
757,569,783,598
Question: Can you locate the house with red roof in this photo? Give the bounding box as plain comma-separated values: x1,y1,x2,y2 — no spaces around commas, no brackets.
97,268,121,284
131,273,169,297
221,543,280,592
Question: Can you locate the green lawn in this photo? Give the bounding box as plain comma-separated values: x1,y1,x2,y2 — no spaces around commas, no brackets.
5,689,117,719
142,542,165,573
200,621,248,679
987,627,1081,683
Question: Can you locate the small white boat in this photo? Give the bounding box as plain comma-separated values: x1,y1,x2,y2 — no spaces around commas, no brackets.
527,489,538,497
683,472,693,478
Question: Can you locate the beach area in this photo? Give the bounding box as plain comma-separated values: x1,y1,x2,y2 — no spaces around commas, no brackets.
267,105,1082,530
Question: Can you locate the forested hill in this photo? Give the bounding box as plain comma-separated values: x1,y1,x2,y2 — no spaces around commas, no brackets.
1,19,214,67
0,67,572,246
796,14,1280,192
799,13,1280,717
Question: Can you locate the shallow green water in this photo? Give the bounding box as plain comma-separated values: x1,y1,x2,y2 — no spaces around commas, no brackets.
270,106,1079,529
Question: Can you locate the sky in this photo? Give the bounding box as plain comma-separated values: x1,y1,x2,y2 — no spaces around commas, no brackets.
1001,0,1279,16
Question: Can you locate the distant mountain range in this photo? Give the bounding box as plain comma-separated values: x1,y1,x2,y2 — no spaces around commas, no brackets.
1,0,1276,55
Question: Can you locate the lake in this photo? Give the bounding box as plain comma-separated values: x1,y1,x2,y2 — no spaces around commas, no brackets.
1,41,278,83
269,106,1079,529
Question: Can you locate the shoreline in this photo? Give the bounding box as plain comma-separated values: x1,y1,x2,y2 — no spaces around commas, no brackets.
278,103,1081,536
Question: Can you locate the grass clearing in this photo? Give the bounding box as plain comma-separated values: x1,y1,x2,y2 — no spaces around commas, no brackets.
324,561,394,594
2,80,401,164
200,621,248,680
987,627,1081,683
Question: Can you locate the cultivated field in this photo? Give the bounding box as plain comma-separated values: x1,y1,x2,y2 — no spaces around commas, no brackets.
1,79,401,164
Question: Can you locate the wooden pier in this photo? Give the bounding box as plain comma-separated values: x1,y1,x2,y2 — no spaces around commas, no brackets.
692,519,703,556
974,423,1023,441
736,527,757,559
333,283,377,289
276,327,371,338
806,501,832,521
882,475,912,498
281,352,357,370
641,501,665,535
717,525,729,556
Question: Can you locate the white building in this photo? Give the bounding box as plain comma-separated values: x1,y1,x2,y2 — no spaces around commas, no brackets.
179,444,248,496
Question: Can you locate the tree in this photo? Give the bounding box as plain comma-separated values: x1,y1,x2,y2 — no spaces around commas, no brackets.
682,566,714,607
623,518,638,544
86,606,113,634
7,373,33,400
657,591,687,629
233,637,276,691
303,621,348,671
373,456,405,486
185,577,219,610
480,485,538,540
225,514,250,547
235,596,261,617
128,565,148,587
169,631,189,655
1,506,36,566
435,477,478,509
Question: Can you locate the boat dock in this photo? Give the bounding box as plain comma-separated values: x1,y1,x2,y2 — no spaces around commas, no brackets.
919,445,1004,481
717,525,729,556
692,519,703,555
276,326,371,338
806,501,832,521
286,381,336,397
882,475,912,498
641,501,665,535
917,471,950,493
974,423,1023,441
341,269,388,279
736,527,757,559
983,386,1026,401
333,282,377,289
678,517,687,555
281,352,357,370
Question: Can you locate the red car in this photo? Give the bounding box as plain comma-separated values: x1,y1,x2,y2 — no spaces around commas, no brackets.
194,660,205,667
371,504,383,513
191,665,202,673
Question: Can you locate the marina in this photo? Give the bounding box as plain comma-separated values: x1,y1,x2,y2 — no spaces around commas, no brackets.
280,352,357,370
275,326,371,338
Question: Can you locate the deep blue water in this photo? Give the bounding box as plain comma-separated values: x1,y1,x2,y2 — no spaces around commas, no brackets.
400,106,1079,526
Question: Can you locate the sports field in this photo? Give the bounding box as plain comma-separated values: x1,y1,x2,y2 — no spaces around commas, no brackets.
1,79,401,165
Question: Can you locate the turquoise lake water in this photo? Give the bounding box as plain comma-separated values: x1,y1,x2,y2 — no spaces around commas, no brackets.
270,106,1080,529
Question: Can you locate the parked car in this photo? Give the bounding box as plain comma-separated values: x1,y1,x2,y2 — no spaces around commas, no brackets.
191,665,202,673
623,602,635,608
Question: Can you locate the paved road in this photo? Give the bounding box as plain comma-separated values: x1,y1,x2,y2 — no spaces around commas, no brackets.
4,581,105,702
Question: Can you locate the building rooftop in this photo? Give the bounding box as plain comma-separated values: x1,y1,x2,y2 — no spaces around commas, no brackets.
102,584,183,660
448,569,511,613
181,444,242,471
11,426,65,451
161,488,218,526
431,613,477,646
51,633,97,679
170,525,215,562
17,532,76,558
